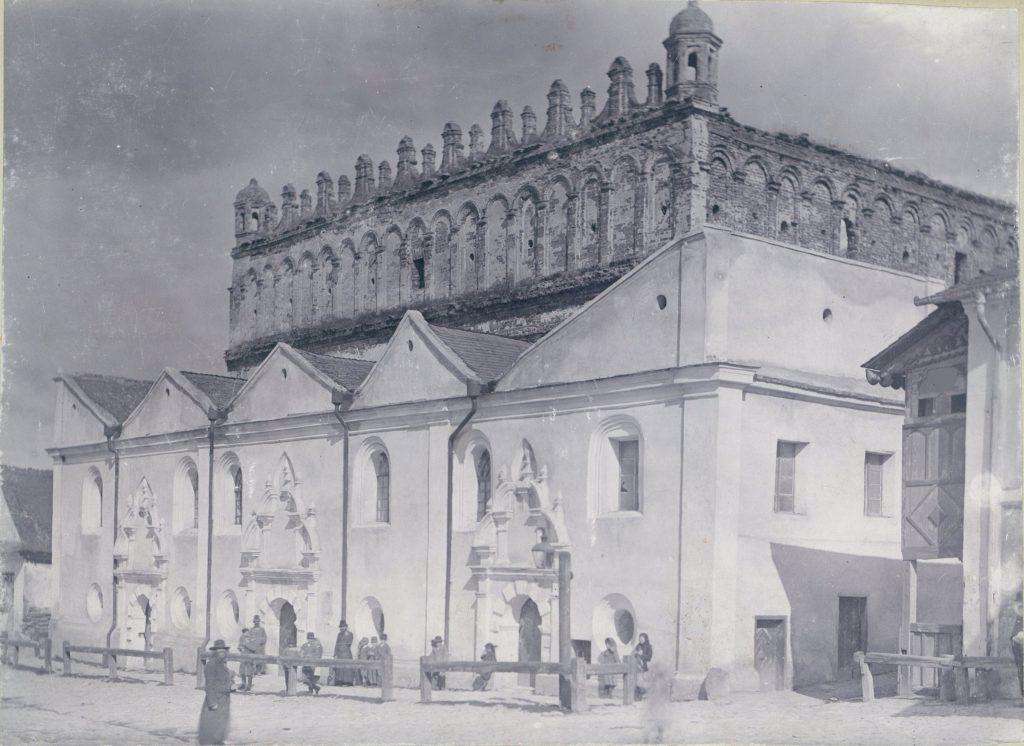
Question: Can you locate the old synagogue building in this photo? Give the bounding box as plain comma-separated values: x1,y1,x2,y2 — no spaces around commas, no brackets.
48,3,1018,693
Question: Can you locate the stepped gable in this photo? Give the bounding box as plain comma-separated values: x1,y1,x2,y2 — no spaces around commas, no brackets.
294,349,375,391
1,465,53,558
179,371,247,410
68,373,153,423
427,324,531,383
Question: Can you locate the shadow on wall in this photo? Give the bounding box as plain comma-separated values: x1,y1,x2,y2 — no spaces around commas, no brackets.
770,543,904,689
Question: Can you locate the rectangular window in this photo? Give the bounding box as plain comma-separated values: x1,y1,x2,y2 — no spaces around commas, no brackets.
950,393,966,414
864,453,886,516
774,441,798,513
413,257,426,289
954,252,967,284
917,397,935,418
616,439,640,511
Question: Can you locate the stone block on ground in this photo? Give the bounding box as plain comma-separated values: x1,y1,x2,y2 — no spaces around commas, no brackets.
698,667,731,701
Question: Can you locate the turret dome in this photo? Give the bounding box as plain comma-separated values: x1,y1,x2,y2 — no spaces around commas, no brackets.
235,178,271,205
669,0,714,35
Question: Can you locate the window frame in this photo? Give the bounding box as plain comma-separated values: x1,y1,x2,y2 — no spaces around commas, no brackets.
475,449,492,522
589,417,645,519
774,440,802,514
374,451,391,525
863,452,889,517
614,438,640,512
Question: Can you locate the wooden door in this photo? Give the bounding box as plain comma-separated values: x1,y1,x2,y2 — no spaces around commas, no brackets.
902,420,965,559
754,619,786,691
837,596,867,680
518,598,542,688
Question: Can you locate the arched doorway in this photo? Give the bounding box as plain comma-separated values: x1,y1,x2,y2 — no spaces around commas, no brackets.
276,600,297,674
518,598,542,687
124,592,154,669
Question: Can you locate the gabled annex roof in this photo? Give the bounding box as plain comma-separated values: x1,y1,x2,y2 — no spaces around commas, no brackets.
1,465,53,558
861,304,967,390
914,264,1019,307
426,323,531,383
293,349,375,391
180,371,247,410
57,372,154,427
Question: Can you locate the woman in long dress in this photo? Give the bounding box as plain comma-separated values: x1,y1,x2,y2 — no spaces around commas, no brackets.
332,620,355,686
365,637,380,686
198,640,233,745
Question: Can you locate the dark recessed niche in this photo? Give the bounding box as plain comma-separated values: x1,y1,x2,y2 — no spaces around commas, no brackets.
822,308,833,323
282,368,288,379
407,340,414,351
656,294,668,310
165,388,171,397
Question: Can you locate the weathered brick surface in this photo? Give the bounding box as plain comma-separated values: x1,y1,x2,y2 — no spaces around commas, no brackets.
224,4,1016,372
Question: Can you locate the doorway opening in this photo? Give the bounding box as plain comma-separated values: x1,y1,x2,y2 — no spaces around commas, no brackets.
754,617,786,691
517,597,542,688
837,596,868,680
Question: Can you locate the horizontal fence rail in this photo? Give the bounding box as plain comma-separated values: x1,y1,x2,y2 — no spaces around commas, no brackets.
197,650,393,701
0,633,52,673
854,651,1017,703
62,642,173,685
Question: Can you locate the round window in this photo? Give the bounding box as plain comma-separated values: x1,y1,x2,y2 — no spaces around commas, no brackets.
171,587,192,630
86,584,104,623
614,608,635,645
216,591,240,638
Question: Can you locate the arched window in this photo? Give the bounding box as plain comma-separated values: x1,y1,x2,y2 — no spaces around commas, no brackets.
476,450,492,521
374,452,390,524
686,51,698,82
231,465,243,526
589,417,644,516
82,469,103,533
174,459,201,533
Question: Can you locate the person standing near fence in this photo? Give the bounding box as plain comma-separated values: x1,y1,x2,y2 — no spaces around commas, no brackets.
365,637,380,686
249,616,267,676
331,620,355,686
237,628,255,692
198,640,233,746
300,632,323,695
1011,590,1023,697
356,637,370,686
598,638,620,698
472,643,498,691
634,632,653,701
429,635,448,691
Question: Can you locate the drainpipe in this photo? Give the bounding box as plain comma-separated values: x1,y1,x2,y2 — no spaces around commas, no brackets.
197,408,224,679
331,390,354,622
444,384,482,646
104,425,122,651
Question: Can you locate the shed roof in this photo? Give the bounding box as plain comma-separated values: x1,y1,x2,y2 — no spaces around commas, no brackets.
428,324,531,383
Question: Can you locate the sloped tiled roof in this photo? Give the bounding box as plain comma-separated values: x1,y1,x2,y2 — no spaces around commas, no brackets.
1,466,52,556
70,373,153,423
915,264,1019,307
180,371,247,410
294,349,375,391
428,324,532,383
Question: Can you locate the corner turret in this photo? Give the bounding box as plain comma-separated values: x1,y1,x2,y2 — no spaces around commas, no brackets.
664,0,722,108
234,178,272,245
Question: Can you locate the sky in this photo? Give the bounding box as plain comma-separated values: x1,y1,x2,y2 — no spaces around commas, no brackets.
2,0,1019,468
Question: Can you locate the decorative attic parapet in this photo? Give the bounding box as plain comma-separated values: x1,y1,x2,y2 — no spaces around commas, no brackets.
278,184,299,232
314,171,335,218
337,175,352,204
299,189,312,218
646,63,664,107
441,123,465,173
393,136,420,191
594,56,640,124
488,100,518,156
377,160,393,193
353,155,375,203
543,80,576,141
521,106,539,145
579,87,597,131
469,123,486,160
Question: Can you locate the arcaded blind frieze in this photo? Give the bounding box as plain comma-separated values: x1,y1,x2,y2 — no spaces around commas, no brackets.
224,2,1017,372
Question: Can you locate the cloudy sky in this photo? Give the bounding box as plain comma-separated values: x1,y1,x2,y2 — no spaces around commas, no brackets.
2,0,1018,468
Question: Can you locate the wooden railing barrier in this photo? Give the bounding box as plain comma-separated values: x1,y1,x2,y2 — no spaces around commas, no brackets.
61,642,173,685
0,632,52,673
854,651,1017,704
196,650,393,701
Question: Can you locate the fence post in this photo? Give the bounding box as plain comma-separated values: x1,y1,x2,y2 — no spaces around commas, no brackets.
62,642,72,676
196,649,206,689
419,656,432,703
163,648,174,686
953,661,970,703
938,655,956,701
286,663,298,696
107,651,118,680
0,631,7,665
854,653,874,702
623,656,637,705
43,638,52,673
570,657,588,713
380,652,394,702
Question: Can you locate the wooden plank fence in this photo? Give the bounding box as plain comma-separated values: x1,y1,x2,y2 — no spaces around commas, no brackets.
854,651,1018,704
62,642,173,685
0,632,52,673
197,650,393,701
418,655,637,711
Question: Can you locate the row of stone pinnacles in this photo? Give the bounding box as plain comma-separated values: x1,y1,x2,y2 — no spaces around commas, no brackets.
233,58,685,244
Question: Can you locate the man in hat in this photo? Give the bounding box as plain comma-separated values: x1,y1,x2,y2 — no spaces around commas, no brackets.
429,635,448,691
237,628,256,692
198,640,233,745
472,643,497,691
249,615,267,675
332,619,355,686
300,631,323,695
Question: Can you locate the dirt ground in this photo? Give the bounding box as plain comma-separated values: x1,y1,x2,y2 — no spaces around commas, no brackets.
1,660,1022,745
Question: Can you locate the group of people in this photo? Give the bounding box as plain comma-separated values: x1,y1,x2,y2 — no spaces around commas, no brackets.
327,620,392,687
597,632,653,700
235,615,268,692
